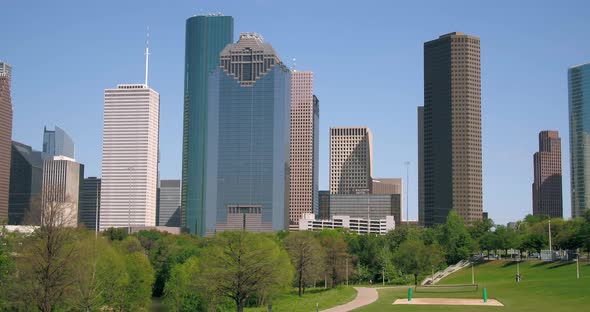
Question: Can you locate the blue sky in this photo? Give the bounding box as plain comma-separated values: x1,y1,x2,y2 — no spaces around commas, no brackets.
2,0,589,224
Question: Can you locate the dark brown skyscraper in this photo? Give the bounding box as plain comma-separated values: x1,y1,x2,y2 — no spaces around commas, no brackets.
533,131,562,218
423,32,482,226
0,62,13,222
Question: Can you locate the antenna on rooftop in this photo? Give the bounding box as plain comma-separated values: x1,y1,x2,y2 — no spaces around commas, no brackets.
292,58,297,70
144,26,150,86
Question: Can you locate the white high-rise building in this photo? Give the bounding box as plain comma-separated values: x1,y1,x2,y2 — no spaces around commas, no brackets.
289,71,319,226
100,84,160,230
329,127,373,194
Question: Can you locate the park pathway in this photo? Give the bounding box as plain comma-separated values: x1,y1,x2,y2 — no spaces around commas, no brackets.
321,287,378,312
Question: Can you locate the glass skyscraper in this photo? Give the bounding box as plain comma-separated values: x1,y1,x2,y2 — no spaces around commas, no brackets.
569,62,590,218
43,126,75,159
182,15,234,235
204,33,291,233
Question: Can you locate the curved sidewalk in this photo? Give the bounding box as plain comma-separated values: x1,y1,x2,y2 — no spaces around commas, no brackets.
321,287,378,312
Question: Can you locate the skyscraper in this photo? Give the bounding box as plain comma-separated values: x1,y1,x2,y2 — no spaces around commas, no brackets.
417,106,425,226
289,71,319,225
423,32,482,226
182,15,234,235
41,156,84,227
329,127,373,195
100,84,160,230
157,179,181,227
0,62,13,221
532,131,562,218
569,62,590,218
205,32,291,233
80,177,101,230
43,126,75,159
9,141,44,225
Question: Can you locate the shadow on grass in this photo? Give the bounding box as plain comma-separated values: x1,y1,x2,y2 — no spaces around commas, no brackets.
502,261,518,268
547,262,574,270
532,261,552,268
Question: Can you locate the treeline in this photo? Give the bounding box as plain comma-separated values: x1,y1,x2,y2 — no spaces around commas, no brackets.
2,209,590,311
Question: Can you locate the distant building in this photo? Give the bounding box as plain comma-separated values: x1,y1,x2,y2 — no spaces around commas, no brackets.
418,106,424,226
423,32,482,226
568,62,590,218
41,156,84,227
182,15,234,236
289,70,319,225
43,126,75,159
100,84,160,230
203,32,291,234
329,127,373,195
0,62,13,221
372,178,403,221
318,190,330,219
298,213,395,235
329,194,401,226
8,142,44,225
79,177,101,230
482,212,489,220
532,131,562,218
158,180,181,227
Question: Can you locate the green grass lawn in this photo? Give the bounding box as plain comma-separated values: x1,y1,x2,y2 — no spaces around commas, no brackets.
244,286,357,312
354,260,590,311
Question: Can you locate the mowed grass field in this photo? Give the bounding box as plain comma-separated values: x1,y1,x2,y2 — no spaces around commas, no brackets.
354,260,590,312
244,286,357,312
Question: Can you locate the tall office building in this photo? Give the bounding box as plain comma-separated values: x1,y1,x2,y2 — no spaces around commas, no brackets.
423,32,482,226
182,15,234,235
9,142,44,225
100,84,160,230
318,190,330,219
532,131,562,218
43,126,75,159
418,106,425,226
157,179,181,227
41,156,84,227
329,127,373,195
373,178,403,223
79,177,101,230
569,62,590,218
289,71,319,225
0,62,13,221
204,32,291,233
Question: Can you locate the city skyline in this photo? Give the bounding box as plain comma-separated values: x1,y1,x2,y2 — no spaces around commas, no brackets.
3,0,590,224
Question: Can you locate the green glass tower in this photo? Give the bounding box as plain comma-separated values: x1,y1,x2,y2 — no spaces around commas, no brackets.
182,15,234,235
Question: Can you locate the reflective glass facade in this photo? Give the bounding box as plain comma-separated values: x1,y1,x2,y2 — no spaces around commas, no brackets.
43,126,75,159
204,33,291,233
182,15,233,235
569,63,590,218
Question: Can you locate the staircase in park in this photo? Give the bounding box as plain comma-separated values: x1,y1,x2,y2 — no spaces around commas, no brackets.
421,260,471,285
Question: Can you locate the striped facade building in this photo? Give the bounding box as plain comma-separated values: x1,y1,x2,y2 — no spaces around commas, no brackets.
100,84,160,230
329,127,373,195
0,62,13,221
41,156,84,227
289,71,319,226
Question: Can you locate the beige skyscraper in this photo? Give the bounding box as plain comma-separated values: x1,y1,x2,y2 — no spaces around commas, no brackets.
424,32,482,226
329,127,373,195
41,156,84,227
0,62,13,221
289,71,319,225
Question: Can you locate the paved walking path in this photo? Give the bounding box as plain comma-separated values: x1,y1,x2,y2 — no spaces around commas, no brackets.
321,287,378,312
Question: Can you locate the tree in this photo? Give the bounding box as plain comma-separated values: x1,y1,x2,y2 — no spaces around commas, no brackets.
163,257,207,312
284,231,325,296
494,225,519,256
103,227,128,241
200,231,292,312
393,240,443,286
0,226,16,309
436,210,475,264
319,231,350,288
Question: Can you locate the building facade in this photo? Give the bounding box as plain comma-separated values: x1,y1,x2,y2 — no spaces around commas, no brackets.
329,127,373,195
289,71,319,225
569,62,590,218
158,179,181,227
43,126,75,159
203,33,291,234
80,177,101,230
418,106,424,225
423,32,482,226
298,213,395,235
532,131,562,218
182,15,234,236
8,142,44,225
41,156,84,227
0,62,13,221
100,84,160,230
329,193,401,225
372,178,403,222
318,190,330,219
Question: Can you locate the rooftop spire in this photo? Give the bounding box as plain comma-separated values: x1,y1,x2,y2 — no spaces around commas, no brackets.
145,27,150,86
